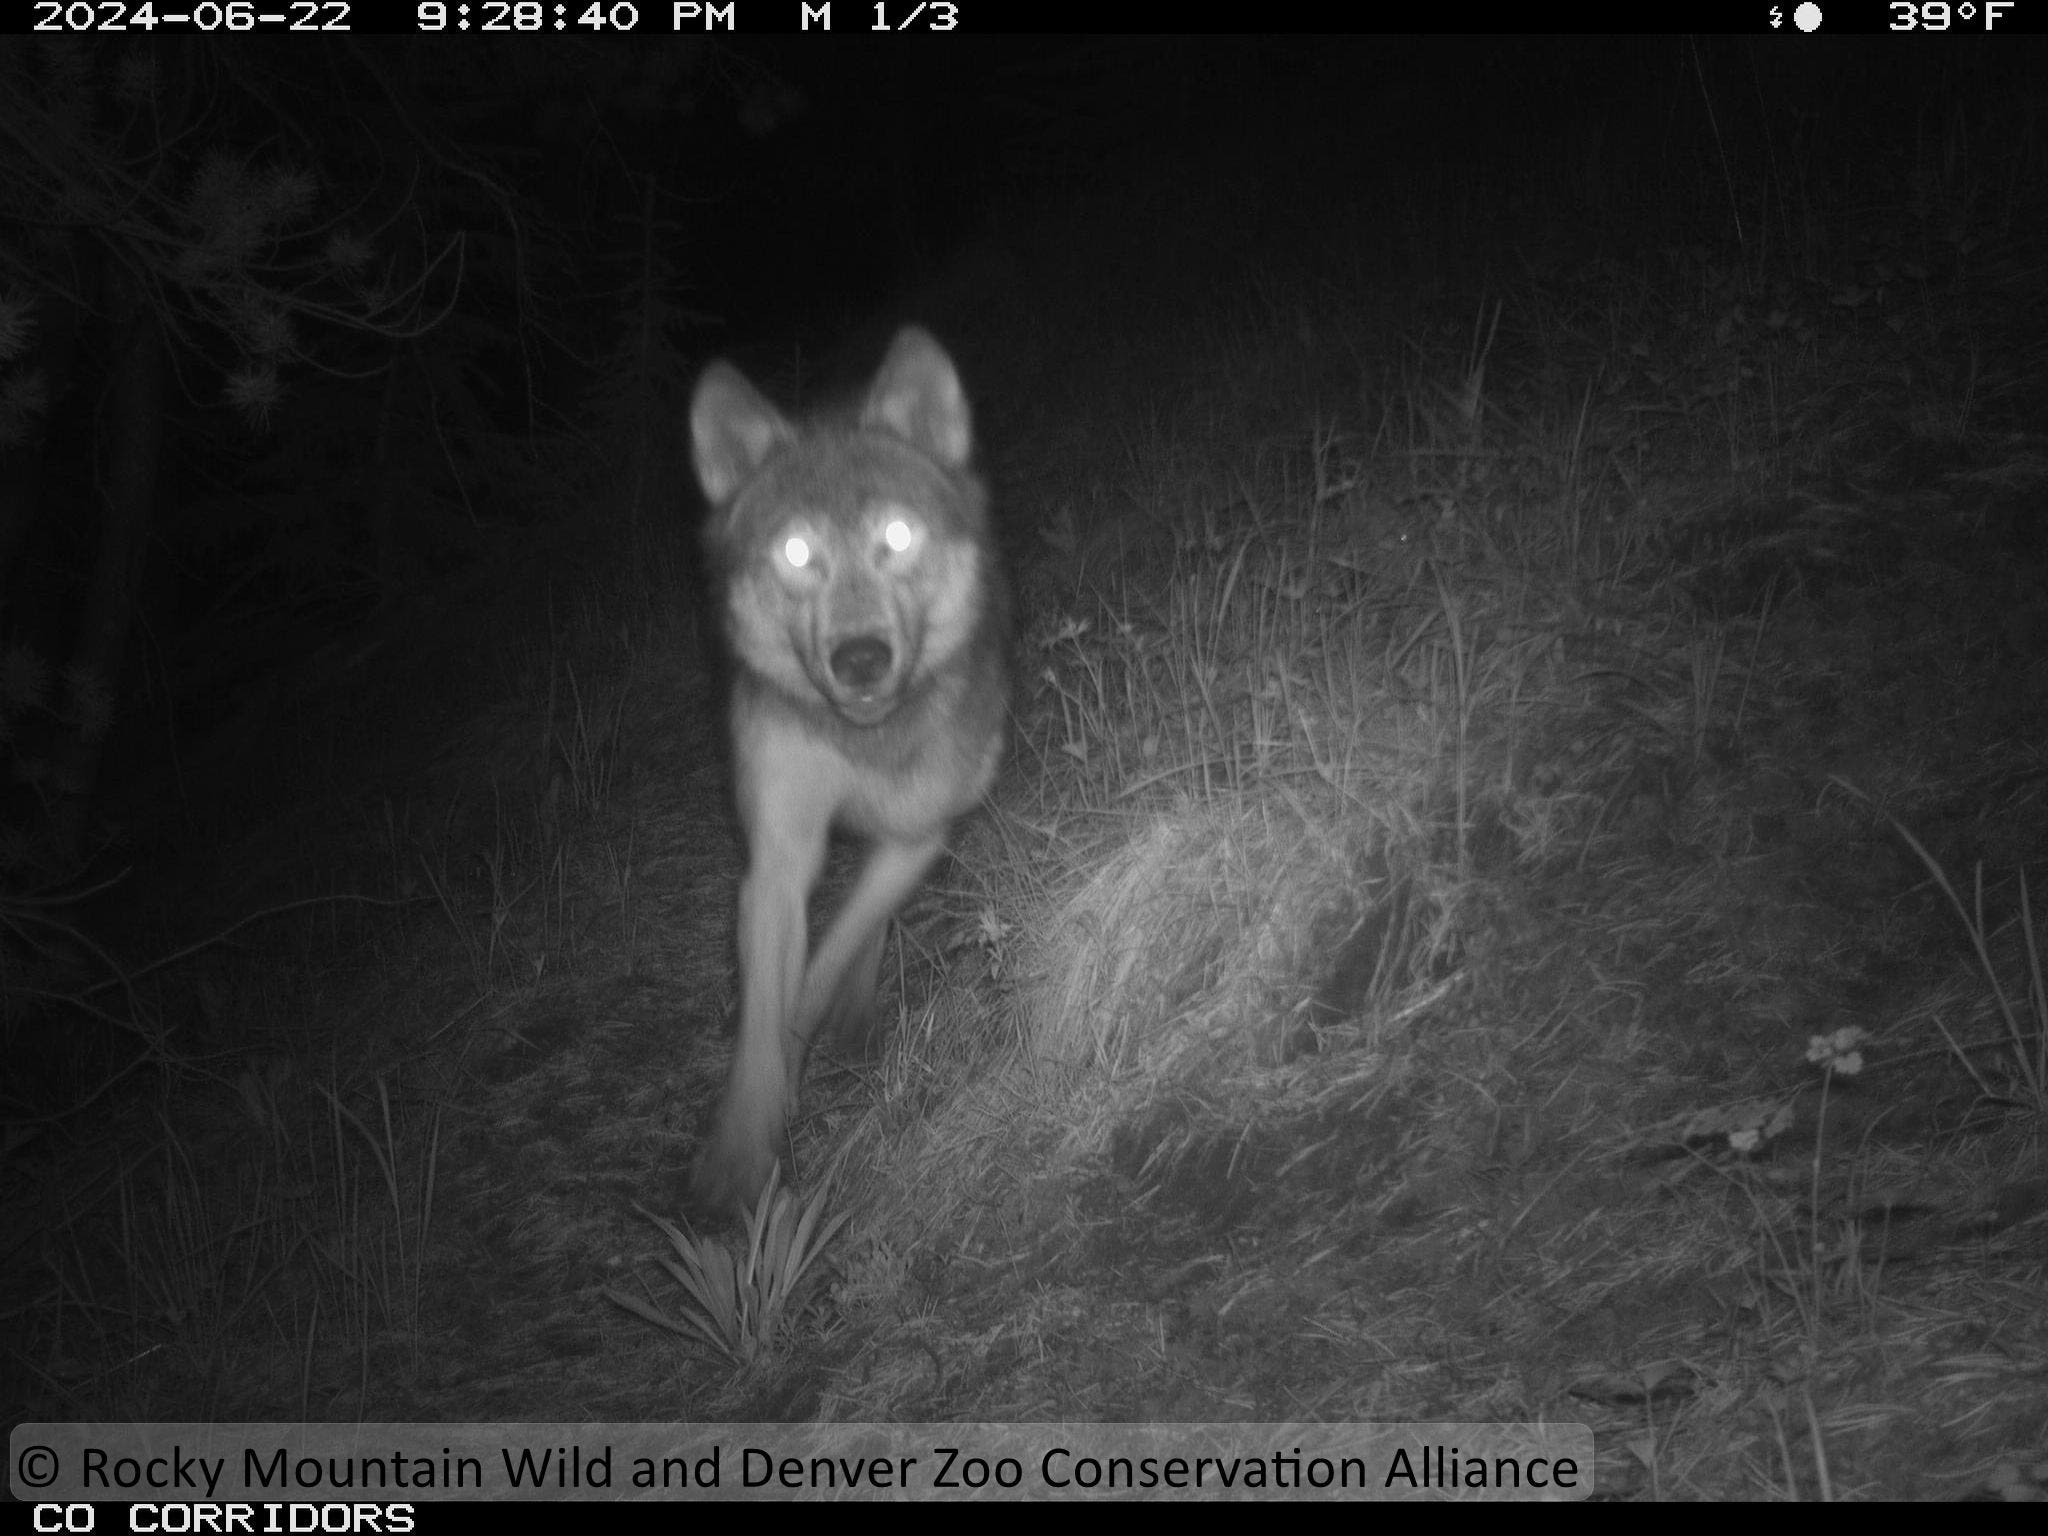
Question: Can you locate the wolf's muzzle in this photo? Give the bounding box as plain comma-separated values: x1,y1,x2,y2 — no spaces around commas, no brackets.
831,635,894,693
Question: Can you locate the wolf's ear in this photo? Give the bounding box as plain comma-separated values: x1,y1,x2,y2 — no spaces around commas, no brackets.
862,327,972,469
692,362,793,504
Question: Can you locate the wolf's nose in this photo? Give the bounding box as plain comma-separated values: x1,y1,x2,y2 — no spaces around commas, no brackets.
831,636,894,692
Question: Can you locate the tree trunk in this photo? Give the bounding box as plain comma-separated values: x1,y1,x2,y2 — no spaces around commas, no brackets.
52,255,164,859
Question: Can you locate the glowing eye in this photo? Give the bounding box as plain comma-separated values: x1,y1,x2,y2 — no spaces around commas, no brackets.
883,518,914,553
782,535,811,569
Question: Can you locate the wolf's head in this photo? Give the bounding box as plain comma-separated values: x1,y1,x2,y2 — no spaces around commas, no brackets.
691,329,995,728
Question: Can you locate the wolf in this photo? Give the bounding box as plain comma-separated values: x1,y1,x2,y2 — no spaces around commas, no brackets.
687,327,1010,1213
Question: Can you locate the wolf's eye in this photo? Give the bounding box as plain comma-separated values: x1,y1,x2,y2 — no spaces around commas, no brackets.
883,518,915,554
782,535,812,570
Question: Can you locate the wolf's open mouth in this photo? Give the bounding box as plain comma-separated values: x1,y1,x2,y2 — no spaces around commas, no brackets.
835,690,895,726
